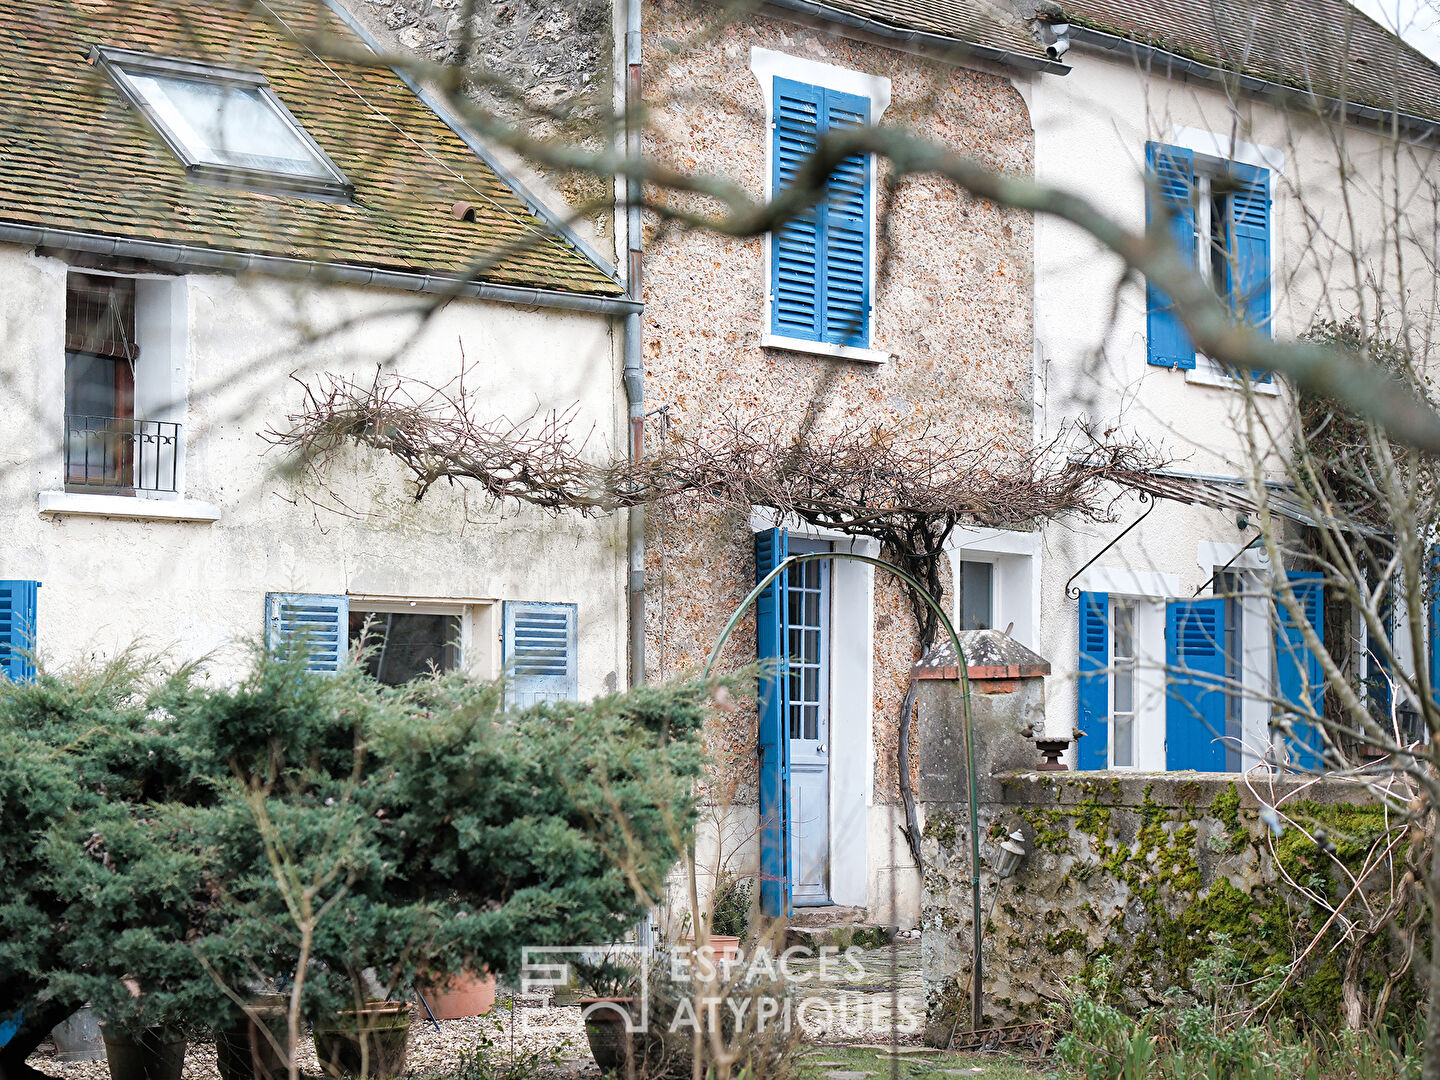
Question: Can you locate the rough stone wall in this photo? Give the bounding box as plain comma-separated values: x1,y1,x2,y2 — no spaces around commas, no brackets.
335,0,614,227
912,666,1426,1037
640,0,1036,805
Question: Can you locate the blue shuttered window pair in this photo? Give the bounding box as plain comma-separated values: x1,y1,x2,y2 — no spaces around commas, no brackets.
503,601,578,706
1078,578,1325,772
770,78,872,348
1145,142,1271,377
0,580,39,683
265,593,580,703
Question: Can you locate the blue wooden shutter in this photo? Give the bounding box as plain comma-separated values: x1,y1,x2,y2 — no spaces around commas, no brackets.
0,580,39,683
770,80,872,348
754,527,791,917
1274,573,1325,769
1077,591,1109,770
503,601,579,707
1229,161,1273,382
266,593,348,673
771,79,824,342
1430,547,1440,707
1165,598,1228,771
1145,142,1197,369
821,87,871,348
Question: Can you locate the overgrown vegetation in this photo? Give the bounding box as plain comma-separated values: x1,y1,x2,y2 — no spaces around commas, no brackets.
1056,954,1422,1080
0,650,712,1080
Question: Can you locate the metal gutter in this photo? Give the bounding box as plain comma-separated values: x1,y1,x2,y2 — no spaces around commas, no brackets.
0,222,642,315
763,0,1072,75
318,0,624,283
1069,25,1440,143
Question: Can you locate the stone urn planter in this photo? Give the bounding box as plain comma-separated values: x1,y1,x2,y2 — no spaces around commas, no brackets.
99,1025,186,1080
313,1001,411,1079
577,997,637,1073
416,970,496,1020
215,995,289,1080
50,1006,106,1063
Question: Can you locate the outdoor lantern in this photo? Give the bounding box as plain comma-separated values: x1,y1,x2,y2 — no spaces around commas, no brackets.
993,829,1028,879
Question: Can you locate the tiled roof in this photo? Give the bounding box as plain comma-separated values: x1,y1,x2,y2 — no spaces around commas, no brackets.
811,0,1056,63
1056,0,1440,126
0,0,621,295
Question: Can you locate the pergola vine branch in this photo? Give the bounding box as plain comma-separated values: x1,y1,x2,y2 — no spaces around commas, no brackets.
268,366,1168,865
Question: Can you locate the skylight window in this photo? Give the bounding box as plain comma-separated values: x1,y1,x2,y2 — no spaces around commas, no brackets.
92,47,351,199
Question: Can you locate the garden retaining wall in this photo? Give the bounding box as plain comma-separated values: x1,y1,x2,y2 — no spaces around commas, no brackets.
914,654,1422,1043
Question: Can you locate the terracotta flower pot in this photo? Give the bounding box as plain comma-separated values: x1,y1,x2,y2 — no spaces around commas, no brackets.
312,1001,411,1080
684,934,742,963
99,1026,186,1080
577,997,638,1073
416,970,496,1020
215,995,289,1080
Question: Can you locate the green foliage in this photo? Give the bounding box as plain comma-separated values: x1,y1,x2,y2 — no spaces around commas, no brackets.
1055,952,1423,1080
707,872,753,939
0,650,711,1052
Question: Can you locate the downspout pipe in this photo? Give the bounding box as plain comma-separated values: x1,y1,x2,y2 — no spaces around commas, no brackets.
623,0,647,688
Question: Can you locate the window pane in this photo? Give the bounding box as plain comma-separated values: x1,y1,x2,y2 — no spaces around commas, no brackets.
127,72,330,179
804,705,818,740
1113,602,1134,658
959,561,993,631
1113,716,1134,767
349,612,461,686
1114,661,1134,713
803,589,820,626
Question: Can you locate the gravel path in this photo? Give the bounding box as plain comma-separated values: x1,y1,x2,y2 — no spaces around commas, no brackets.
30,995,593,1080
29,941,924,1079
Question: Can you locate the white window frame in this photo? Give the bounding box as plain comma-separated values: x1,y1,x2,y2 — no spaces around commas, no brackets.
750,47,891,366
38,269,217,522
1164,126,1282,396
347,595,499,680
945,527,1039,650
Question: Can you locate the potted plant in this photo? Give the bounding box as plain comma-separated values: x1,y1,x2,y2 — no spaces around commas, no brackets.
98,1023,188,1080
214,995,289,1080
415,968,496,1021
312,1001,412,1080
570,956,642,1072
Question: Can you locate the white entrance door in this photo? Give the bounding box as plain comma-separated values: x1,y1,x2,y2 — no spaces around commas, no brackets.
787,547,831,905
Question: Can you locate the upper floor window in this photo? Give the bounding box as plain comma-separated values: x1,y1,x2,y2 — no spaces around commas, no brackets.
93,47,351,200
1145,141,1272,375
752,49,888,363
63,271,184,497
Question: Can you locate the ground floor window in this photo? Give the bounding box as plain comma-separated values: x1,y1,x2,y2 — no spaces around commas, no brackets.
349,610,461,685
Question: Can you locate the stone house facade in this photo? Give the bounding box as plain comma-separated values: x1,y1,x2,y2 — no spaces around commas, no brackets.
634,1,1057,924
1016,0,1440,776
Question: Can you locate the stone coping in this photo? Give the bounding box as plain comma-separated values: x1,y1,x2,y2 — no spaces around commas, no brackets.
967,770,1389,809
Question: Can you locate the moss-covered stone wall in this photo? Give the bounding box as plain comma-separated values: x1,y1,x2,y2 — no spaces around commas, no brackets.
921,772,1423,1042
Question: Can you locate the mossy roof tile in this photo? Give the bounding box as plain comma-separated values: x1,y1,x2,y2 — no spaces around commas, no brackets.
1058,0,1440,126
0,0,621,295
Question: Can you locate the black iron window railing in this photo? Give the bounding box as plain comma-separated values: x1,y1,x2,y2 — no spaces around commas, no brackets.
64,415,180,493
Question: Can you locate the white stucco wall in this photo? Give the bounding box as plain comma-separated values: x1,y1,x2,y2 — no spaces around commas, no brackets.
0,245,628,694
1022,45,1440,755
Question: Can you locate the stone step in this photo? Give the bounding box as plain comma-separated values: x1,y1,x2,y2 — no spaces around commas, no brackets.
785,922,896,951
787,905,868,928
